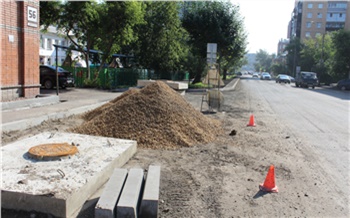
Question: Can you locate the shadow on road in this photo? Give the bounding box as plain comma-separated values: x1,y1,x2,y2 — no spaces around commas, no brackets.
252,190,271,199
291,85,350,101
39,87,77,95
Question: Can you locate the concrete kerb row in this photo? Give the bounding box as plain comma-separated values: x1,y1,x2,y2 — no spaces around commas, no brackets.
1,101,108,132
95,165,161,218
1,95,59,111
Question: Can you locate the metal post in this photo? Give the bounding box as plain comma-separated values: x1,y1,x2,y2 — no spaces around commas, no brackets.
55,45,59,95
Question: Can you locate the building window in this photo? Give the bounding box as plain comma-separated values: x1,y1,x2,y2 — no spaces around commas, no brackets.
306,22,312,28
317,13,322,18
307,13,312,18
329,3,347,9
318,4,323,9
305,32,311,37
315,33,321,37
317,23,322,28
47,39,52,50
51,39,55,49
61,40,66,46
40,35,44,48
308,3,313,8
328,3,336,8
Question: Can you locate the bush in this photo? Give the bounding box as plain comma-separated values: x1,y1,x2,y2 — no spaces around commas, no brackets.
83,78,100,88
189,82,212,89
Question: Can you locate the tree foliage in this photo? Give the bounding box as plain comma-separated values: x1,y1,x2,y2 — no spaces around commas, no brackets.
182,1,247,83
284,30,350,82
284,37,303,76
57,1,101,77
40,1,62,28
254,49,274,72
40,1,248,83
135,1,189,77
300,34,335,83
95,1,144,68
332,30,350,79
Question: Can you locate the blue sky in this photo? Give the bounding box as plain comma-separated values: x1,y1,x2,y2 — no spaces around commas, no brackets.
231,0,296,54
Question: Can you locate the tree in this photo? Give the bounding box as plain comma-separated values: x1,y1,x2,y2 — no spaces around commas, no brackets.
254,49,273,72
57,1,101,78
182,1,247,83
95,1,144,70
285,37,303,77
270,63,287,75
332,30,350,79
40,1,62,28
301,34,335,84
135,2,189,78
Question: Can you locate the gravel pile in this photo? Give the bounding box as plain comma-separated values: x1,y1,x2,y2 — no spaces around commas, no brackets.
72,81,223,149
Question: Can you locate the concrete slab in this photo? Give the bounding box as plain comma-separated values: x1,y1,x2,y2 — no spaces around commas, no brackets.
117,168,144,217
137,80,188,90
95,168,128,218
139,165,161,218
1,132,137,218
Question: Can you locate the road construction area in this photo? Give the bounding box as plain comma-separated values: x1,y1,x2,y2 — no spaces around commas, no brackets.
2,78,349,217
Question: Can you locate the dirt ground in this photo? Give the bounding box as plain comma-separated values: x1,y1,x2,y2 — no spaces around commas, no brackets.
2,80,349,217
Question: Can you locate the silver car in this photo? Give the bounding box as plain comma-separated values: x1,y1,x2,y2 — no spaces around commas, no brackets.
260,72,271,80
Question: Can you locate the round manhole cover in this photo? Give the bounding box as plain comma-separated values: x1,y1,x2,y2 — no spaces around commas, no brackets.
28,143,78,160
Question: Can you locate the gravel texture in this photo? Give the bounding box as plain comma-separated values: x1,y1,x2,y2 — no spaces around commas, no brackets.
72,81,223,149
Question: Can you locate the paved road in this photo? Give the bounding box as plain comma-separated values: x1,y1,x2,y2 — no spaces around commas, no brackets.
240,76,350,205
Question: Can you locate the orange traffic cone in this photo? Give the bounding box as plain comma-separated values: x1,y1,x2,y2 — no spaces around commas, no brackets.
247,114,256,127
259,165,279,193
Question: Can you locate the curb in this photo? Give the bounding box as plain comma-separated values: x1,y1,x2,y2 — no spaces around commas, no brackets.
220,78,240,91
1,95,59,112
2,101,108,132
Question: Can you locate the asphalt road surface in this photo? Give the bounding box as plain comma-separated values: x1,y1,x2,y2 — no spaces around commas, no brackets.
2,78,349,217
240,76,350,206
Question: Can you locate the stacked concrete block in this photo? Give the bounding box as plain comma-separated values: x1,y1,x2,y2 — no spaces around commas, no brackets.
95,169,128,218
116,168,145,217
139,165,161,218
95,166,161,217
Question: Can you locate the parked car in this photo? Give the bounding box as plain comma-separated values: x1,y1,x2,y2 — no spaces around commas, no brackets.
289,76,295,83
275,74,291,84
260,72,271,80
336,79,350,90
40,65,75,89
252,73,259,78
295,71,318,89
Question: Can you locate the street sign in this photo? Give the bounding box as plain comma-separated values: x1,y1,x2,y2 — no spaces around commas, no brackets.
207,43,217,64
27,6,38,27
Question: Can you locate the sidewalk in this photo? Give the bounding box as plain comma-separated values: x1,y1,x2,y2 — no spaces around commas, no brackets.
1,88,122,132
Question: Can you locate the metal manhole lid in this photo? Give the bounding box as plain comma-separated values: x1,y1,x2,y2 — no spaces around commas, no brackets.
28,143,78,159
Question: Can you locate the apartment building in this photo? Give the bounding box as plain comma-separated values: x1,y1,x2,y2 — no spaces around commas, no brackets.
1,0,40,101
40,26,70,66
288,0,350,40
277,39,290,55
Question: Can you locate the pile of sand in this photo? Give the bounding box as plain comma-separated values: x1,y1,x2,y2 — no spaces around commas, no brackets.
72,81,223,149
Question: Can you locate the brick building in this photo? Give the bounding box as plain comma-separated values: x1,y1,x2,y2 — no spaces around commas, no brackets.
288,0,350,40
1,0,40,101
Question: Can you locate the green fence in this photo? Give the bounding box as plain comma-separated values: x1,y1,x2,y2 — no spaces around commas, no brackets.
64,66,189,89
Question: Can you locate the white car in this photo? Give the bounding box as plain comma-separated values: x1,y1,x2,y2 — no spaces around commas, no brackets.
260,72,271,80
